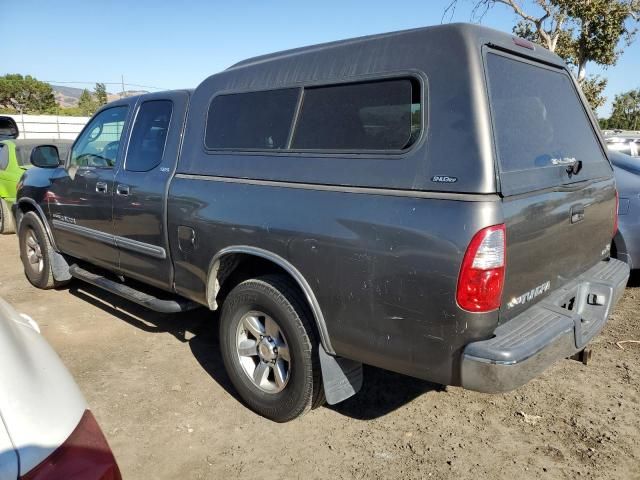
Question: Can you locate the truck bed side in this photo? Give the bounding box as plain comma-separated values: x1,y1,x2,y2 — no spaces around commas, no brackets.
168,177,502,385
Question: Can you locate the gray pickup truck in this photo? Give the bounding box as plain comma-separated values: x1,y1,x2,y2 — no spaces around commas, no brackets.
15,23,628,422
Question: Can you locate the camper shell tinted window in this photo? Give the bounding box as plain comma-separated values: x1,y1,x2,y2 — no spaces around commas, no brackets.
204,78,421,153
486,52,610,194
205,89,299,150
292,79,420,151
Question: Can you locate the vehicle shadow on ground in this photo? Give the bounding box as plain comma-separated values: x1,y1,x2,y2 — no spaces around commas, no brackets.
68,282,442,420
68,282,239,398
328,366,444,420
626,270,640,288
68,283,209,343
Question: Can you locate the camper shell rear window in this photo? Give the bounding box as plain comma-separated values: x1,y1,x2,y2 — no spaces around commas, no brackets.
486,51,610,195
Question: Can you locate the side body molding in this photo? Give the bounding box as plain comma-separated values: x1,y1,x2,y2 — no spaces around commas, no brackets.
207,245,335,355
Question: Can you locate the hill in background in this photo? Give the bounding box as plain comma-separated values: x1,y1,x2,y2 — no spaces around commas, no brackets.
52,85,148,107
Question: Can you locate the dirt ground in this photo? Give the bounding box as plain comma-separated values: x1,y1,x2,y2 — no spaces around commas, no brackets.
0,234,638,480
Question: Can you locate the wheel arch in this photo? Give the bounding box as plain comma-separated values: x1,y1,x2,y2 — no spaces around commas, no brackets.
612,230,632,270
15,198,59,251
206,246,335,355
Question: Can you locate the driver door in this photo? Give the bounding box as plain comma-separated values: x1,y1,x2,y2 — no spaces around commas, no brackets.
49,104,131,270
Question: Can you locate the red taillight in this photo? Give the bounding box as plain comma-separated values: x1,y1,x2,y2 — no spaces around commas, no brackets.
456,224,506,312
21,410,121,480
614,190,619,238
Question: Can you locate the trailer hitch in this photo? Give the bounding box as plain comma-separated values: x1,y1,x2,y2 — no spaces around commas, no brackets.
570,347,592,366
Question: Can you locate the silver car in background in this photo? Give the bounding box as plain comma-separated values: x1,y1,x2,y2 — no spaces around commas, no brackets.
0,298,120,480
604,130,640,157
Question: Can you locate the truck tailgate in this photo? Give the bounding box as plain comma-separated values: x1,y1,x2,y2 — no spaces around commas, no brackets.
501,178,615,321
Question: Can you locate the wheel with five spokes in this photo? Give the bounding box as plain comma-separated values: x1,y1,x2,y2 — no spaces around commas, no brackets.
220,275,323,422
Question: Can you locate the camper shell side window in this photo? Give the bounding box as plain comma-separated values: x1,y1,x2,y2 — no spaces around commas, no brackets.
204,77,422,155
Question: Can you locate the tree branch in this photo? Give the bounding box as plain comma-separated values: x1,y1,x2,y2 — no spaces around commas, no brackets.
497,0,544,25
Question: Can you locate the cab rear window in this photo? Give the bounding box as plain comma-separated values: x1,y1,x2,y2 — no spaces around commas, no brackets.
486,53,608,191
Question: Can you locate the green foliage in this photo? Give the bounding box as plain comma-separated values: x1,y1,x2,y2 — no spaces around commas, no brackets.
556,0,639,77
78,89,98,116
460,0,640,110
514,18,609,110
0,74,56,113
94,82,108,106
465,0,640,70
603,88,640,130
580,75,608,111
452,0,640,113
512,19,575,62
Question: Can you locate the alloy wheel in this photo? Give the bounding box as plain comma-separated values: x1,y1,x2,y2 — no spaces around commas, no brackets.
25,229,44,274
235,310,291,393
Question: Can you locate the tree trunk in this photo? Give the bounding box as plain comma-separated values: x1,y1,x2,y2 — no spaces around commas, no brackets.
577,61,587,85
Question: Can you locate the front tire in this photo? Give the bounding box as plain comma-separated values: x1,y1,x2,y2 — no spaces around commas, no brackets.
219,275,323,422
18,211,62,289
0,198,15,234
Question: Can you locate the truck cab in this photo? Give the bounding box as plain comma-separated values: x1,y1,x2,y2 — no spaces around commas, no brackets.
45,91,189,288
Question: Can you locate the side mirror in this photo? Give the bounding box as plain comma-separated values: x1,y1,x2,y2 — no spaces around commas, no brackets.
0,116,19,139
30,145,61,168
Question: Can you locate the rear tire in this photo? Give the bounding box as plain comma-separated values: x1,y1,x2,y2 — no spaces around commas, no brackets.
18,212,64,289
0,199,15,234
219,275,324,422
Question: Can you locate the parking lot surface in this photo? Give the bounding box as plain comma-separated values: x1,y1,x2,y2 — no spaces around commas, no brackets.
0,234,638,479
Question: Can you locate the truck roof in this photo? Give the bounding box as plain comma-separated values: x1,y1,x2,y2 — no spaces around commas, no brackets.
227,23,564,72
108,89,194,106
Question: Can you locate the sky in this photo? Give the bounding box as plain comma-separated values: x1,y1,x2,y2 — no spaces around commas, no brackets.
2,0,639,116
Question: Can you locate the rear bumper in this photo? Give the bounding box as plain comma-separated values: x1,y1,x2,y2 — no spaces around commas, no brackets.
461,258,629,393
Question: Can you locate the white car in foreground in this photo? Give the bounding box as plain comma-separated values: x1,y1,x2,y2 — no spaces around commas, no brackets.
0,298,120,480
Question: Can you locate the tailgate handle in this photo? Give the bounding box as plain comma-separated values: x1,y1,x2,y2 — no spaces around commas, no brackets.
566,160,583,176
571,204,585,224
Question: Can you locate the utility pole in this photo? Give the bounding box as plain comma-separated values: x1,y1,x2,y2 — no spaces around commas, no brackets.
121,75,125,99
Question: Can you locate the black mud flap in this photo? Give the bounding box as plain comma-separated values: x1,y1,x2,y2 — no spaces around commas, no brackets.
319,345,363,405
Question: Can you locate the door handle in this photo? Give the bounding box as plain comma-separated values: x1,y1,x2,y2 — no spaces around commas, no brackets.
571,204,585,224
116,184,130,196
95,182,108,193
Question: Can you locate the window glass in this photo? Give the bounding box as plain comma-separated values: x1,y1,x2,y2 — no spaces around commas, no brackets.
15,145,32,167
291,79,420,151
486,53,607,173
0,144,8,170
29,146,61,167
125,100,173,172
70,106,128,168
205,89,299,150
